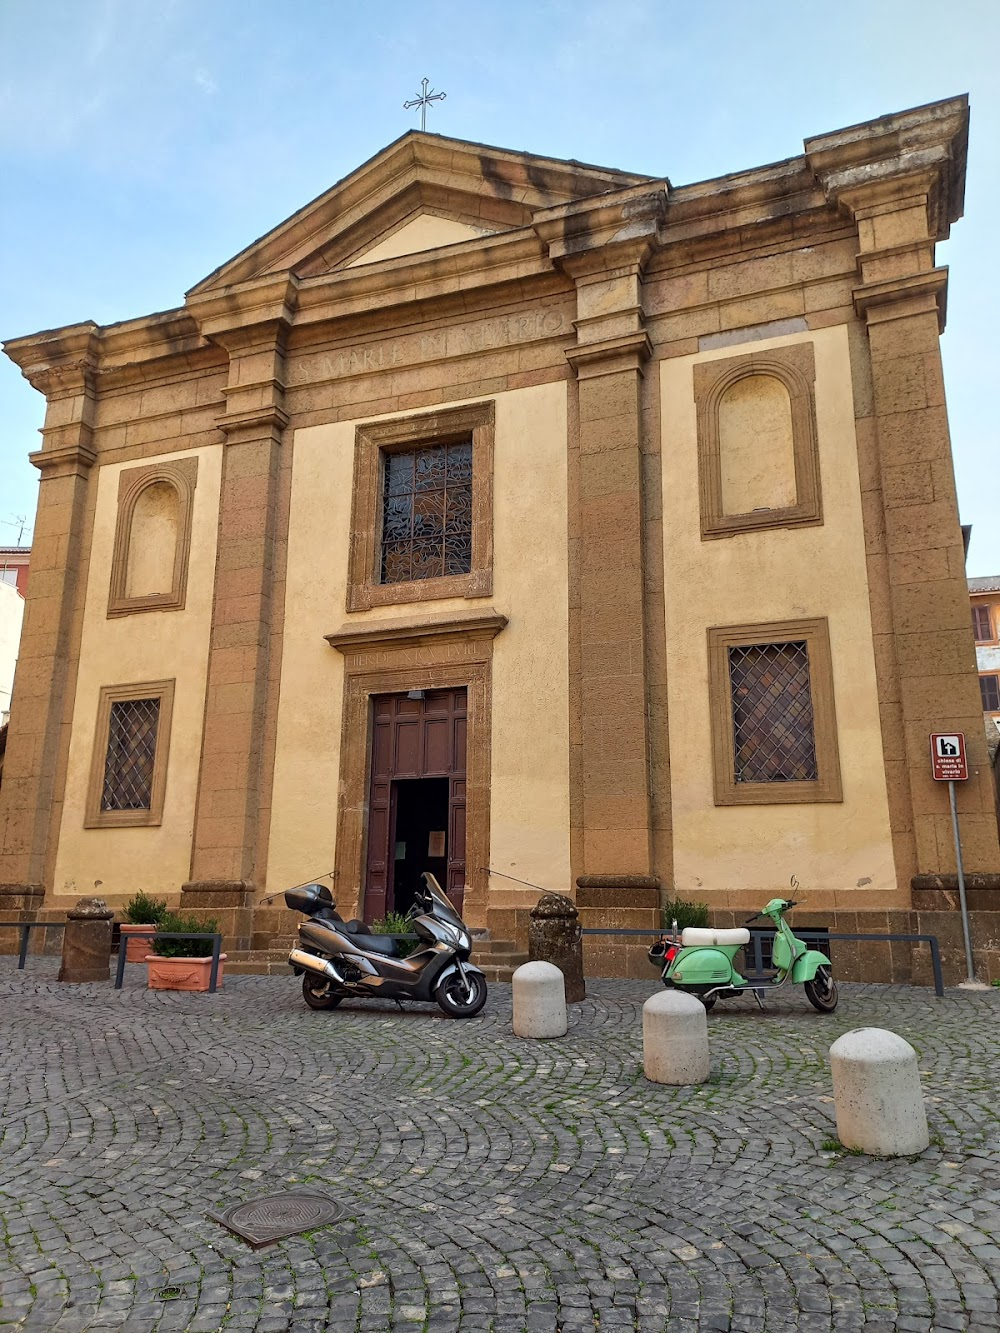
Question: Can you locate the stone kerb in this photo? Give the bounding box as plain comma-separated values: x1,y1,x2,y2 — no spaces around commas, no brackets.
512,961,568,1039
58,896,113,984
528,892,586,1001
642,990,710,1085
829,1027,929,1156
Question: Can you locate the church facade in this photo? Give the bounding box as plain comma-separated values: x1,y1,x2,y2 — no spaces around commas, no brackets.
2,95,997,981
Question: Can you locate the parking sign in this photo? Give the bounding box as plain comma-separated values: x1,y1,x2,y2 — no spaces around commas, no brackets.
930,732,968,781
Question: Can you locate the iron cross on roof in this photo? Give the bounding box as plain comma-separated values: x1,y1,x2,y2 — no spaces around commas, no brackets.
404,78,446,132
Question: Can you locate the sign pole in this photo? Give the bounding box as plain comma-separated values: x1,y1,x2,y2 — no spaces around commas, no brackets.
947,777,976,985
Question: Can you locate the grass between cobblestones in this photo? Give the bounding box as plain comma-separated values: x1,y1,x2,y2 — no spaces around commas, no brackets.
2,959,1000,1331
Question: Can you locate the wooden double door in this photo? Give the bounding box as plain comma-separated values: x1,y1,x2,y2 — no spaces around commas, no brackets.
364,688,467,922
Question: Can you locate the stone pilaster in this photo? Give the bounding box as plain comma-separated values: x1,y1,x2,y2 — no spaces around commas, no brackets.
0,325,99,924
535,191,666,884
183,282,293,905
808,95,1000,885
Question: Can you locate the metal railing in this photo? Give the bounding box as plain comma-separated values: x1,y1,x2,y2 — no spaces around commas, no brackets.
580,926,945,997
0,920,66,969
113,929,224,993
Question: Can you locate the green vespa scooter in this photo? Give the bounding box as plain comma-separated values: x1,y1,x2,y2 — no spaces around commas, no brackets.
649,898,838,1012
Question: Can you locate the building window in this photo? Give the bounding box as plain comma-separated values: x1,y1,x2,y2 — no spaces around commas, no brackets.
85,680,174,827
381,440,473,584
973,605,993,642
693,342,822,541
0,569,17,587
708,618,842,805
107,457,198,617
347,401,494,611
981,675,1000,713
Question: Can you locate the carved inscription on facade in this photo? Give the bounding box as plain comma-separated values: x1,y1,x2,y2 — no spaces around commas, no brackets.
300,308,568,384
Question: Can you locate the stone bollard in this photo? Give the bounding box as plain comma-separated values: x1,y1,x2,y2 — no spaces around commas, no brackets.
528,892,585,1002
512,961,568,1039
642,990,710,1085
829,1028,929,1156
58,897,114,984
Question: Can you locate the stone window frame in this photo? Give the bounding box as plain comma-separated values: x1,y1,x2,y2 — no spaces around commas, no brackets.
84,678,175,828
107,457,198,617
694,342,822,540
346,401,494,612
707,617,842,806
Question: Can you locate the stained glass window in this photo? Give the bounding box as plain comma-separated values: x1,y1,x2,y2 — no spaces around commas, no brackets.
381,440,473,584
728,641,818,783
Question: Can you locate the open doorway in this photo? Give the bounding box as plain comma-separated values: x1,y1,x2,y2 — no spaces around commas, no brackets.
390,777,449,917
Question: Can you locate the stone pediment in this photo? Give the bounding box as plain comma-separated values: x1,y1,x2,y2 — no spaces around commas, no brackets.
187,131,654,294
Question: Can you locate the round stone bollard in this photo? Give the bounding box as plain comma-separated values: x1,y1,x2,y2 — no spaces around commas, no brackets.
58,897,114,984
829,1027,929,1156
642,990,710,1085
512,961,568,1039
528,892,585,1002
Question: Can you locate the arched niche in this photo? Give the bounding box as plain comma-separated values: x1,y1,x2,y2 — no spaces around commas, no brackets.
108,457,199,616
718,373,797,516
694,342,822,540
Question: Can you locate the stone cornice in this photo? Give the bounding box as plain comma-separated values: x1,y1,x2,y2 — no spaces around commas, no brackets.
565,331,652,379
326,610,508,654
853,267,949,331
3,323,99,397
532,184,668,269
29,438,97,479
805,94,968,241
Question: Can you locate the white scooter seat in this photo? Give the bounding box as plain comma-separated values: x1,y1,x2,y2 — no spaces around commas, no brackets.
681,927,750,947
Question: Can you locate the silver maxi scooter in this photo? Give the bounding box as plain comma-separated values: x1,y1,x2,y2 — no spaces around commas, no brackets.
286,873,488,1018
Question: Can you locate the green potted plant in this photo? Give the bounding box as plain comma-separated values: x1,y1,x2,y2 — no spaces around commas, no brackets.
120,891,169,963
146,912,225,992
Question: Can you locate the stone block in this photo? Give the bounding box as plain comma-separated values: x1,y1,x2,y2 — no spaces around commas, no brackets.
512,961,567,1039
829,1028,929,1156
58,897,113,984
642,990,710,1086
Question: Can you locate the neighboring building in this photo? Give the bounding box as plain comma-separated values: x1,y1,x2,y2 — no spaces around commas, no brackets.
0,546,30,598
971,575,1000,733
0,559,27,725
1,95,997,981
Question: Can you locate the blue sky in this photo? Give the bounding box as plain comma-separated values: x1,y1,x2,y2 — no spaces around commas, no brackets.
1,0,997,571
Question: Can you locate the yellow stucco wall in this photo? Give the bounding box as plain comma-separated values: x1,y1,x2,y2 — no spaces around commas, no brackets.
347,213,494,268
660,326,896,906
266,381,571,905
52,445,222,904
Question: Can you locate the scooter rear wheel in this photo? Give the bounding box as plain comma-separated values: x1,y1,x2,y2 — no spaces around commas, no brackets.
804,968,838,1013
302,973,343,1010
435,970,488,1018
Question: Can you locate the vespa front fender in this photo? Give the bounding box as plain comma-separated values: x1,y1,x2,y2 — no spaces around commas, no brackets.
791,949,831,982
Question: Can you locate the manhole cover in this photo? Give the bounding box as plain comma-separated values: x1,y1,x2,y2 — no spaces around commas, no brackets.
208,1190,342,1248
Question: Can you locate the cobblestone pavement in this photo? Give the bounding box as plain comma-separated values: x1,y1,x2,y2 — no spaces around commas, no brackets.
2,961,1000,1332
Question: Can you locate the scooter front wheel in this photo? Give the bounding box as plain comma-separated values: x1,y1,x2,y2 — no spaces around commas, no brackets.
435,970,488,1018
804,968,838,1013
302,973,343,1010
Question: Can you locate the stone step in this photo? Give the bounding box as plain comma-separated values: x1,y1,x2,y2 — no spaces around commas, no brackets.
478,964,517,983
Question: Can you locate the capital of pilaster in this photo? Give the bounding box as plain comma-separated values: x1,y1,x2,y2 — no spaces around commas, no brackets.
853,267,949,332
216,403,289,444
565,330,652,380
532,184,667,273
186,274,297,349
29,436,97,479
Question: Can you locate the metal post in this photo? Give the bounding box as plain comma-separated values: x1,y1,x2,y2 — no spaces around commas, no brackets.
17,924,30,970
948,778,977,985
208,933,222,993
114,935,129,989
927,935,945,999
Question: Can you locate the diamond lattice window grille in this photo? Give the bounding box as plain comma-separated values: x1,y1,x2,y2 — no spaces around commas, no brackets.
728,641,818,783
381,440,473,584
101,697,160,811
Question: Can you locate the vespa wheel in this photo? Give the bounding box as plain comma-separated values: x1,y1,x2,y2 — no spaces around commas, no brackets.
435,970,488,1019
302,973,343,1010
804,967,839,1013
699,993,717,1011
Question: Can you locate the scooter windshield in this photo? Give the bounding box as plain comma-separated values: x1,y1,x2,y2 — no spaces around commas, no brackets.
422,873,465,928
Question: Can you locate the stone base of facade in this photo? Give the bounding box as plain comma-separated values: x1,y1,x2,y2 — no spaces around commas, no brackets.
0,884,44,955
179,881,254,952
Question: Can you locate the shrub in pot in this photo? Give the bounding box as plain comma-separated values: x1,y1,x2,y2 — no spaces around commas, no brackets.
120,891,169,963
146,912,226,992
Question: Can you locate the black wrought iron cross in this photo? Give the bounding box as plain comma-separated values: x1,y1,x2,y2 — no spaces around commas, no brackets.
404,78,446,132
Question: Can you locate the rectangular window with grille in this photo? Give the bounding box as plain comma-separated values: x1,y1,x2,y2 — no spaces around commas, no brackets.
729,641,818,782
86,680,174,827
981,675,1000,713
708,619,842,805
381,439,473,585
973,605,993,642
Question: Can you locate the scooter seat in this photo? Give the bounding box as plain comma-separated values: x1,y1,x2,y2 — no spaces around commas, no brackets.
681,927,750,947
350,932,400,957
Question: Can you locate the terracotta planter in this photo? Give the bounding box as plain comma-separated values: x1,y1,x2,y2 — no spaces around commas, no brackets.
120,923,158,963
145,953,226,992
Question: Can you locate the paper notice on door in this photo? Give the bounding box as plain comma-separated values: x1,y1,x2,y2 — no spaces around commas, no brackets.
428,831,446,858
